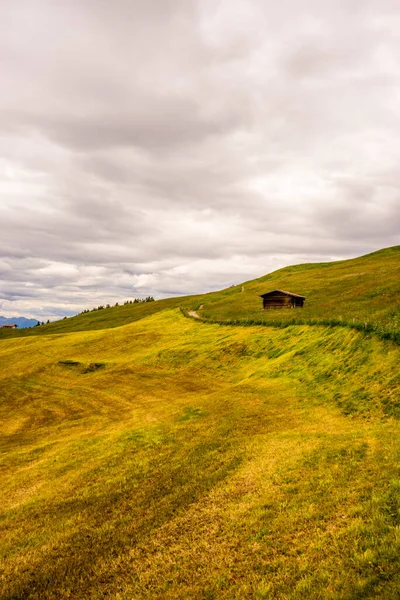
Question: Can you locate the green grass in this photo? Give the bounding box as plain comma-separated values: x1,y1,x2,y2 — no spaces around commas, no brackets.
1,246,399,597
197,245,400,337
1,309,400,598
0,295,201,338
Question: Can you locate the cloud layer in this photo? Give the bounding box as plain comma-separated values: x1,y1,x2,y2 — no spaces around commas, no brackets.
1,0,399,319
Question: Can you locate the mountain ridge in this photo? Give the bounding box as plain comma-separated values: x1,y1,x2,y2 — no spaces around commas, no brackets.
0,315,40,328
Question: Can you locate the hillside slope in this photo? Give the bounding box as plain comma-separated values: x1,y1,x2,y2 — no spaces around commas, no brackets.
0,295,198,338
1,245,399,340
1,309,400,599
198,245,400,333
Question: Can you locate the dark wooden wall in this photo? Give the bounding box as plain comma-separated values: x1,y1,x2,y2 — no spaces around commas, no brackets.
262,294,304,309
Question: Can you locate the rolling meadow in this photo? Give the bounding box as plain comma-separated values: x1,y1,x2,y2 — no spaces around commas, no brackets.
1,247,400,599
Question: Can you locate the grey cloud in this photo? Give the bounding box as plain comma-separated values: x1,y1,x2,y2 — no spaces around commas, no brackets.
0,0,399,319
6,100,248,152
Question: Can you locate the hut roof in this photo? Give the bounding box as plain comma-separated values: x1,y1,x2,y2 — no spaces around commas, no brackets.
259,289,306,299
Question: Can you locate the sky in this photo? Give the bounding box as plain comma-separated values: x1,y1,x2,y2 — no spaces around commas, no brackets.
1,0,399,320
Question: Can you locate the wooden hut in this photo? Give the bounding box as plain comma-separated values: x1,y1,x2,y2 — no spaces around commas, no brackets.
1,324,17,329
260,290,305,309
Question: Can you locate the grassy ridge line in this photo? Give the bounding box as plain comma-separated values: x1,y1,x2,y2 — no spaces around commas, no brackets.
195,245,400,334
0,294,201,339
181,308,400,345
1,245,399,339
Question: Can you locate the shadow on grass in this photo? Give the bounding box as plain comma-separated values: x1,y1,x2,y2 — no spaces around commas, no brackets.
1,433,243,600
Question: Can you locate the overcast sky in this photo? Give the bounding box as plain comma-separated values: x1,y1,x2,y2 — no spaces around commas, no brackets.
1,0,399,320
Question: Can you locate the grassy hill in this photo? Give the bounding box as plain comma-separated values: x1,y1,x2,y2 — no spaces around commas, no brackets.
0,295,198,338
1,245,399,340
197,245,400,334
1,247,400,599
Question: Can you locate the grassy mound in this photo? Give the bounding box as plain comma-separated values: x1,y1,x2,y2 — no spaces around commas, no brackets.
1,310,400,599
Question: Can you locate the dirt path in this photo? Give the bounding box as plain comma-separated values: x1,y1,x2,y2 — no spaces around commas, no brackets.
187,304,204,319
188,311,201,319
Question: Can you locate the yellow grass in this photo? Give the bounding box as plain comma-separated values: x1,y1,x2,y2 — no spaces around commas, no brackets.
1,310,400,598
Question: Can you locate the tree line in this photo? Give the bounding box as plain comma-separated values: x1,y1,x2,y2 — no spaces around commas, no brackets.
33,297,156,326
79,296,155,315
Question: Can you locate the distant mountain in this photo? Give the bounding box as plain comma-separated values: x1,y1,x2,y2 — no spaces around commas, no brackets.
0,316,39,328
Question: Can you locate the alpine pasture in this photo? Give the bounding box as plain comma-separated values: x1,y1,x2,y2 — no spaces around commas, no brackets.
1,247,400,599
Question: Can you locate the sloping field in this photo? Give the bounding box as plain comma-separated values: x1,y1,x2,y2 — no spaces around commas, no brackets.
1,309,400,599
198,245,400,335
1,246,399,339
